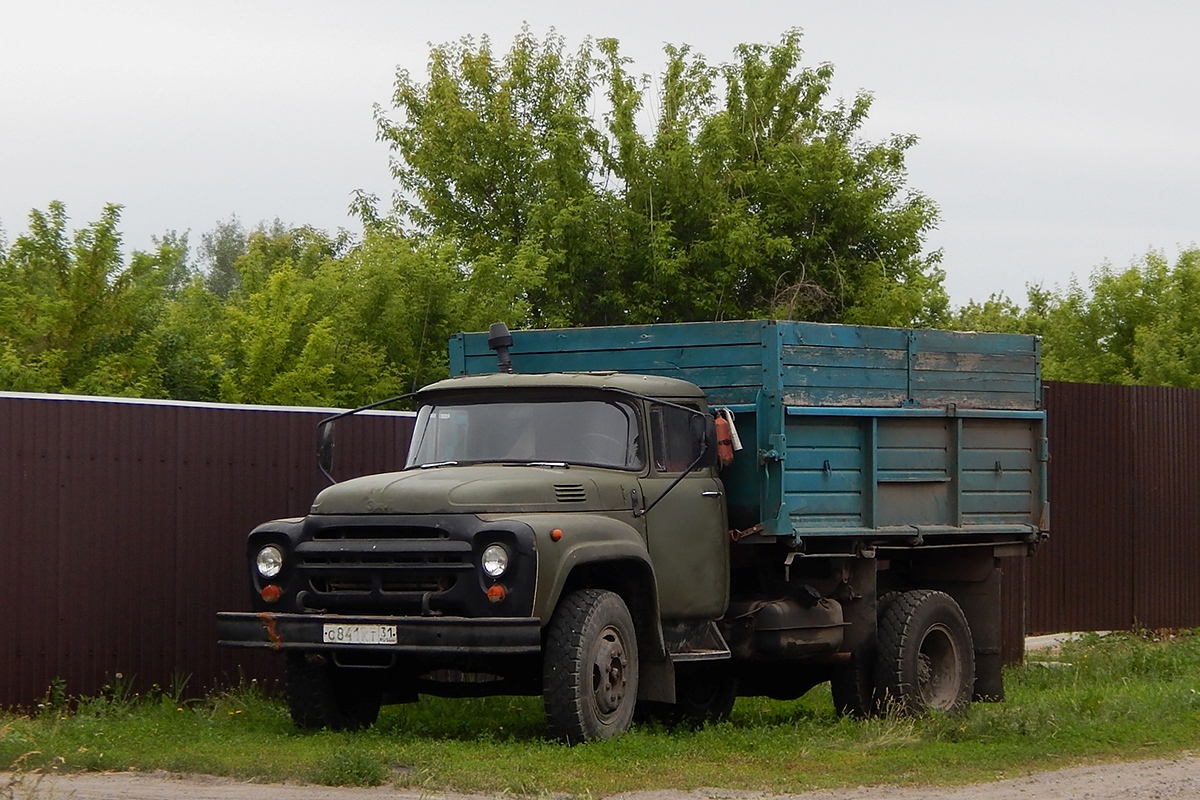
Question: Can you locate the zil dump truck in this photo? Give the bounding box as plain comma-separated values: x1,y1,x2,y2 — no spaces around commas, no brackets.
218,320,1047,742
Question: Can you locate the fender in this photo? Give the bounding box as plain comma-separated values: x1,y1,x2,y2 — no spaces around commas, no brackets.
484,512,666,660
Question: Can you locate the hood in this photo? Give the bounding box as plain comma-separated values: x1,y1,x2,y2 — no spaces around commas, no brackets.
310,464,617,515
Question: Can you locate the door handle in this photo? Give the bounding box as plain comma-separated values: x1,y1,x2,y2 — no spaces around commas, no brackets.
701,491,722,498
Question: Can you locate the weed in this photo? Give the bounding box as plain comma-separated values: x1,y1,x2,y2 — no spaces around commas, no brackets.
1,767,39,800
309,748,389,787
146,672,195,711
853,714,922,750
2,752,64,800
104,673,136,706
34,679,68,719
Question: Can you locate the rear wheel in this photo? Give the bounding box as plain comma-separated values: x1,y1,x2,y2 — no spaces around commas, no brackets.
285,652,382,731
875,590,974,715
543,589,639,743
829,651,875,718
829,591,899,718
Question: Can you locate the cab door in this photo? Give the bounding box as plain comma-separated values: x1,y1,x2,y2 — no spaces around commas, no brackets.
638,404,730,620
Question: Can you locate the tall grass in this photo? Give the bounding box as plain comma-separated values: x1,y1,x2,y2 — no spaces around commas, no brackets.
2,629,1198,794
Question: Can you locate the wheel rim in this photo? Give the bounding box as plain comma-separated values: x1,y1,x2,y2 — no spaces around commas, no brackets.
916,622,962,710
590,624,630,721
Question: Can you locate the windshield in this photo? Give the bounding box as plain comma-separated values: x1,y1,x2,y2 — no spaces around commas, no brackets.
406,398,643,470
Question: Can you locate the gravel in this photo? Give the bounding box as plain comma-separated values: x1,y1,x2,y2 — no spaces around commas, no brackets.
7,755,1200,800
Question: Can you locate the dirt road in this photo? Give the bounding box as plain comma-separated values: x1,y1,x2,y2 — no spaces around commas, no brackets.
8,755,1200,800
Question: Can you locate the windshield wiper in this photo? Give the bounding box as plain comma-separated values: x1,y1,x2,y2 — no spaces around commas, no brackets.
419,459,571,469
495,460,570,468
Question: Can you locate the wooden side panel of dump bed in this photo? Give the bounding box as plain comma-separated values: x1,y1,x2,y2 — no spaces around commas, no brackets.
451,320,771,406
776,323,1040,410
450,320,1047,544
777,411,1044,539
451,320,1041,410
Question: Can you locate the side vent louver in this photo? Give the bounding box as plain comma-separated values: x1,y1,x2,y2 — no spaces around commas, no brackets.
554,484,587,503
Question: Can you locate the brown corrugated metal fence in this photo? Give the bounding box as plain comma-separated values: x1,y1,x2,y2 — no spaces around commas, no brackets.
1027,381,1200,634
0,393,412,709
6,381,1200,708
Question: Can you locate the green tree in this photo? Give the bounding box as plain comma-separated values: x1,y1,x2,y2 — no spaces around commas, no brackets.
310,228,458,397
951,292,1028,334
375,28,945,328
199,215,248,299
0,202,172,396
207,224,408,407
951,286,1053,339
1127,250,1200,387
952,250,1200,386
149,230,193,297
0,205,391,404
152,276,225,401
1034,257,1172,384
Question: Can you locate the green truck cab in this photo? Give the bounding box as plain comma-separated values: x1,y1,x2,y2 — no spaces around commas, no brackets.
218,320,1047,742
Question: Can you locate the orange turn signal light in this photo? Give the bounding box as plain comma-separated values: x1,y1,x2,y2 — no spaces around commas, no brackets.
260,584,282,603
486,584,507,603
550,528,563,542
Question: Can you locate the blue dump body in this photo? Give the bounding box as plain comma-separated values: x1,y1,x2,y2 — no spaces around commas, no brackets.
450,320,1047,545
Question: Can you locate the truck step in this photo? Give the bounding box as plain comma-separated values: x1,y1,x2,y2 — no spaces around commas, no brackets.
663,620,731,662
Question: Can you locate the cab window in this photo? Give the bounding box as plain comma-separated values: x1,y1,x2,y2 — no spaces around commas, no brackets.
649,405,702,473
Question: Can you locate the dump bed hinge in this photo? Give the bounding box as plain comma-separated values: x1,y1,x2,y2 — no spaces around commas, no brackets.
730,522,765,542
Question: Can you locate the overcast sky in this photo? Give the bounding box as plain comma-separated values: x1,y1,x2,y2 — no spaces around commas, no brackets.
2,1,1197,307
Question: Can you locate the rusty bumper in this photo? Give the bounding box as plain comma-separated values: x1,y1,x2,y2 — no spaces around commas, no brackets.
216,612,542,655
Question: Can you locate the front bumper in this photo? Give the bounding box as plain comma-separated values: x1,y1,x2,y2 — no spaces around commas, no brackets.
217,612,542,656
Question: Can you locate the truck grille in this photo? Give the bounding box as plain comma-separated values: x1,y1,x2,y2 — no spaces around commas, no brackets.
294,534,472,613
312,525,449,541
312,576,454,594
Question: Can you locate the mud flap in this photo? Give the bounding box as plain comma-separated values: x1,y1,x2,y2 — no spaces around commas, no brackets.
638,657,676,703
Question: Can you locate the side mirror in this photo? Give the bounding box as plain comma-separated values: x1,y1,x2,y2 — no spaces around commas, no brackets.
318,420,336,480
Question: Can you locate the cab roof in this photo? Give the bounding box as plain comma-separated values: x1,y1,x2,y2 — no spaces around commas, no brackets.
418,371,707,402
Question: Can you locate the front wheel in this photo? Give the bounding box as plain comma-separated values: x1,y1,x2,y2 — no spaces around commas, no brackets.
284,652,382,731
543,589,639,743
640,664,736,728
875,590,974,715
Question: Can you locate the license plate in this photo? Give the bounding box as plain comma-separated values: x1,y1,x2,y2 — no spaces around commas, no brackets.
322,624,397,645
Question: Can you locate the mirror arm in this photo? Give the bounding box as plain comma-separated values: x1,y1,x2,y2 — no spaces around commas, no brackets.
634,450,707,518
318,452,336,485
316,391,419,484
317,390,419,430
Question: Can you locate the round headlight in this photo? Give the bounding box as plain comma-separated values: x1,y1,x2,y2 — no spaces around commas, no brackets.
480,544,510,578
256,545,284,578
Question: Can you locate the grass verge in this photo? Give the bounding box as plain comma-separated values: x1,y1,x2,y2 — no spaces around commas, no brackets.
2,629,1199,795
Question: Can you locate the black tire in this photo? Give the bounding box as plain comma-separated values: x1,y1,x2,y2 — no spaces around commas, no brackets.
829,650,875,718
875,589,975,715
285,652,382,731
639,665,737,728
876,590,901,617
829,591,899,718
543,589,639,743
